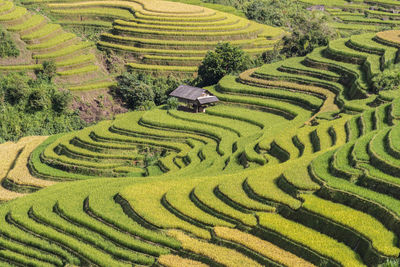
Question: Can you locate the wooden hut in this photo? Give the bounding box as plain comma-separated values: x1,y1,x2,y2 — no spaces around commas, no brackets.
169,85,219,113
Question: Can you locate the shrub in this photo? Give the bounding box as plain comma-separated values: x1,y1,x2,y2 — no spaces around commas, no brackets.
372,65,400,92
27,88,51,112
379,259,399,267
0,27,19,58
166,97,179,110
52,89,72,113
198,42,251,86
38,61,57,81
139,100,156,111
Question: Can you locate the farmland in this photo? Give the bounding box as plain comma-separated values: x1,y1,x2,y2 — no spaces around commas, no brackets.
2,0,400,266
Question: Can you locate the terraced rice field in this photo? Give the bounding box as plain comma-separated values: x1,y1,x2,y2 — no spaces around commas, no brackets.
1,29,400,266
0,0,112,91
14,0,285,74
301,0,400,32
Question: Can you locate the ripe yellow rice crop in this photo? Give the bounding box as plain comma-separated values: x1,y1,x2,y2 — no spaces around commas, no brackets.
376,30,400,46
7,136,56,188
0,142,26,201
48,0,206,15
214,226,316,267
167,229,262,267
157,254,208,267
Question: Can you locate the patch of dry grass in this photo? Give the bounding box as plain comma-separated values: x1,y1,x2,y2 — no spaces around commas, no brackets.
7,136,56,188
167,229,261,267
214,226,316,267
158,254,208,267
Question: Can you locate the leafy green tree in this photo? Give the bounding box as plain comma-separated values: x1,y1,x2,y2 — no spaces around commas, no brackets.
116,73,155,109
39,60,57,81
152,75,181,105
52,89,72,113
198,43,251,86
281,12,336,57
27,88,51,112
2,73,30,105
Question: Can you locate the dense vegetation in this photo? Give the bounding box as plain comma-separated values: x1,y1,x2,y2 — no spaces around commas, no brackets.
0,72,85,142
115,72,183,110
0,26,19,58
198,42,253,86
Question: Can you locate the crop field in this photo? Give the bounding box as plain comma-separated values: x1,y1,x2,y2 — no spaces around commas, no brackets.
300,0,400,33
1,25,400,266
0,0,112,91
9,0,285,75
3,0,400,263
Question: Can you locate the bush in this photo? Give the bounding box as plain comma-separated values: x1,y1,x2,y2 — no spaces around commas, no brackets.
372,65,400,92
139,100,156,111
198,43,251,86
0,27,19,58
27,88,51,112
379,259,399,267
52,89,72,113
40,61,57,81
166,97,179,110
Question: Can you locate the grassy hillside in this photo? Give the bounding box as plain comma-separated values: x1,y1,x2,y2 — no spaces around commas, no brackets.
1,29,400,266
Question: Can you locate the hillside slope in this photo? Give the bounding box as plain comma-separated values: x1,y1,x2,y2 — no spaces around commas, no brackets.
1,30,400,266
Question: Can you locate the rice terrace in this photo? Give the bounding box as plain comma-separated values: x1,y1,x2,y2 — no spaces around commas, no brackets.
3,0,400,266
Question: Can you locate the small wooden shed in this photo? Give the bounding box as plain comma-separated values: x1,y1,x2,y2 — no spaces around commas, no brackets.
169,85,219,112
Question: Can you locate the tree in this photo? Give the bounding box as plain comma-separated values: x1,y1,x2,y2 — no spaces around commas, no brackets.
198,43,251,86
40,61,57,81
280,12,337,57
52,89,72,113
27,88,51,112
2,73,29,105
116,73,155,109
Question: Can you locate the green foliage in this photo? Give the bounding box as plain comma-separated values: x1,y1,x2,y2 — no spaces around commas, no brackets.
116,73,155,109
245,0,304,27
0,26,19,58
0,73,85,142
38,60,57,81
281,11,337,57
115,71,183,110
198,43,251,86
379,259,399,267
166,97,179,110
372,65,400,92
